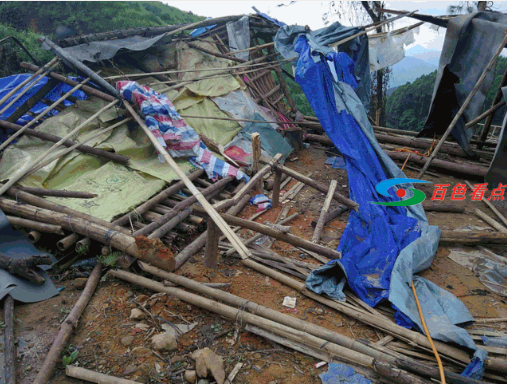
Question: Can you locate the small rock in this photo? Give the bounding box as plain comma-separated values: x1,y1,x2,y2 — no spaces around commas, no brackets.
98,359,107,365
185,370,197,383
131,346,153,358
172,355,184,364
137,294,149,303
135,323,150,331
26,366,32,371
123,364,138,375
27,343,34,348
152,332,177,352
125,291,134,298
130,308,145,320
316,308,324,315
253,353,262,359
121,336,134,347
269,381,277,384
73,278,88,290
98,365,104,370
197,380,210,384
192,348,225,384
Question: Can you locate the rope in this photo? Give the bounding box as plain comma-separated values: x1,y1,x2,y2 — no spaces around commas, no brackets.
67,214,75,234
412,280,446,384
104,229,121,245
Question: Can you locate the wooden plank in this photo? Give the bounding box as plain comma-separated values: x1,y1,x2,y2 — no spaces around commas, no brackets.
204,219,220,269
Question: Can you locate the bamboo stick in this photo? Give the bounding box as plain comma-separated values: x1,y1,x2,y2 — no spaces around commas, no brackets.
57,234,80,251
28,231,41,243
173,194,251,270
465,181,507,228
312,180,338,243
34,264,102,384
6,215,65,235
233,154,282,204
473,209,507,233
466,100,506,129
268,162,359,211
271,167,283,208
0,100,119,196
66,366,138,384
224,212,301,257
28,117,132,175
4,295,15,384
193,206,342,260
0,119,129,164
6,186,129,234
252,132,262,191
12,186,98,199
204,218,220,269
0,57,57,107
418,32,507,178
311,206,349,228
0,75,93,153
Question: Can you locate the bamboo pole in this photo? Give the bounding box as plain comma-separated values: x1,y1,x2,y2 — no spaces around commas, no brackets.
224,212,301,257
252,132,262,191
28,231,41,243
0,57,59,114
173,194,251,270
417,32,507,178
57,234,80,251
133,175,232,238
233,154,282,204
0,75,93,153
6,215,65,235
66,366,139,384
12,186,97,199
465,181,507,228
466,100,506,129
5,186,129,234
109,269,431,384
0,198,175,270
115,169,204,227
34,264,102,384
28,117,132,175
193,206,342,260
271,167,283,208
312,180,338,243
0,100,119,196
204,219,220,269
311,206,349,228
474,208,507,233
4,295,15,384
268,163,359,211
0,119,129,164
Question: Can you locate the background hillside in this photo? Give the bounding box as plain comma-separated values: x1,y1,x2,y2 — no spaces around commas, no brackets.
385,56,507,132
388,56,437,88
0,1,205,69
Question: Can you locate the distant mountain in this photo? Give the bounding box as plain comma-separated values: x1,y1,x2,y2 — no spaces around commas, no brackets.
389,57,437,88
405,45,442,67
386,86,399,97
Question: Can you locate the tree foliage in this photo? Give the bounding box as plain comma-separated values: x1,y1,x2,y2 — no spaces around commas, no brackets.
385,56,507,131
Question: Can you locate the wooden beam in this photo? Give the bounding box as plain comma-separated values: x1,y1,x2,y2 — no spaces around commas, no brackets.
312,180,338,243
204,219,220,269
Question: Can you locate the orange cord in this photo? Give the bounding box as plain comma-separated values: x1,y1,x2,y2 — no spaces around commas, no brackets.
401,153,411,172
412,281,446,384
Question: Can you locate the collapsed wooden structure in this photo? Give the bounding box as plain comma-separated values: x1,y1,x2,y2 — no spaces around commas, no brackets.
1,10,507,384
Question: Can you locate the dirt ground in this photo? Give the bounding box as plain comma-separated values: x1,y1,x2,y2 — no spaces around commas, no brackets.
1,145,507,384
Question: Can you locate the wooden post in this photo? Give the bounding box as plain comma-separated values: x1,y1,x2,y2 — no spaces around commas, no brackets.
474,208,507,233
272,167,283,208
312,180,338,243
66,366,139,384
252,132,262,192
34,264,102,384
4,295,16,384
204,219,220,269
417,32,507,179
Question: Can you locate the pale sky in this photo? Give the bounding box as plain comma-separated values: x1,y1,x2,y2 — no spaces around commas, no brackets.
164,1,507,52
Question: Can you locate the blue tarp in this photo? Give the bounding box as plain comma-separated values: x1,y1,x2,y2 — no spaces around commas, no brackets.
275,27,487,378
190,18,217,37
0,74,87,144
319,363,371,384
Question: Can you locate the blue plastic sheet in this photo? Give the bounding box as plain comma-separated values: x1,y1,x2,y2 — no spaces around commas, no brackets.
279,32,487,378
325,156,346,169
190,18,217,37
0,74,88,144
319,363,370,384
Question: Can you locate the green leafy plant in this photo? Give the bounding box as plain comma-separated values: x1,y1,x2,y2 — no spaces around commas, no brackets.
62,349,79,366
97,251,122,267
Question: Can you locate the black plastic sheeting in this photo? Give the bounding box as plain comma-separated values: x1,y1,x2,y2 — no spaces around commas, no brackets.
486,86,507,188
0,209,58,303
417,11,507,154
41,33,171,64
